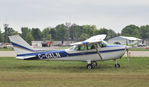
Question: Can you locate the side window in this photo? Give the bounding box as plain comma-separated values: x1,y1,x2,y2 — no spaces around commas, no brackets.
80,45,85,50
87,44,95,50
87,44,91,50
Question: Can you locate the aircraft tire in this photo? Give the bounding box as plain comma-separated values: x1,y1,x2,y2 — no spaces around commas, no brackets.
92,61,97,67
114,63,120,68
87,64,93,69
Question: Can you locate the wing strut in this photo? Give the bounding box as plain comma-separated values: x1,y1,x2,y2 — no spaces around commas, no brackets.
94,43,103,61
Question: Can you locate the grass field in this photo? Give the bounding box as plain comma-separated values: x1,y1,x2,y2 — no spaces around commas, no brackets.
0,48,14,51
129,47,149,51
0,57,149,87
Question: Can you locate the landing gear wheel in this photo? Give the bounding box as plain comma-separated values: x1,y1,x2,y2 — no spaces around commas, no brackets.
87,64,93,69
92,61,97,68
114,63,120,68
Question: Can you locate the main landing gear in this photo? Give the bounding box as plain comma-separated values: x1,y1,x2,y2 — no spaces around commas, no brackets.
114,59,120,68
86,60,120,69
86,61,97,69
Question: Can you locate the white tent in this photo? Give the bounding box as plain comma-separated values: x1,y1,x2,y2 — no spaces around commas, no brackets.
119,36,141,41
108,36,142,46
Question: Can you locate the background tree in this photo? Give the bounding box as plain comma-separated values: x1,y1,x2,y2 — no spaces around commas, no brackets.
26,32,34,45
31,28,42,41
140,25,149,40
21,27,30,39
4,27,18,42
107,29,117,39
55,24,67,40
49,28,56,40
69,24,81,41
82,25,97,36
69,24,98,41
80,33,89,41
7,28,18,36
121,24,140,38
46,34,52,41
0,30,4,42
42,27,50,38
98,28,109,34
21,27,34,44
7,23,149,44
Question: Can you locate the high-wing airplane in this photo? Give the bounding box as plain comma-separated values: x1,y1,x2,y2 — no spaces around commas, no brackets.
9,34,128,69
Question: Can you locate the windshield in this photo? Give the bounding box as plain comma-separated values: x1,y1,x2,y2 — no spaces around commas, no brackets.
69,45,77,51
102,41,108,45
98,41,108,47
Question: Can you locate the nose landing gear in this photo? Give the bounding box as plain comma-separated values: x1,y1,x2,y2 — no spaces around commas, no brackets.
114,59,120,68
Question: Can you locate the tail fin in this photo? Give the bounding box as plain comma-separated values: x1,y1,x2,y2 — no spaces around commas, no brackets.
9,35,36,59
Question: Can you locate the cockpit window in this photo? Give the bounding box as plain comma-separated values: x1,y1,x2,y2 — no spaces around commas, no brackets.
69,46,76,51
98,41,107,47
69,46,75,50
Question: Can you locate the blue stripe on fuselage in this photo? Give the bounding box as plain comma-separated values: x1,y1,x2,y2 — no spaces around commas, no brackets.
106,45,125,47
17,50,67,56
68,49,125,56
17,48,125,59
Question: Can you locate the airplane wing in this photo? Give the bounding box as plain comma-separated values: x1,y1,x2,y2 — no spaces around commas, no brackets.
70,34,106,45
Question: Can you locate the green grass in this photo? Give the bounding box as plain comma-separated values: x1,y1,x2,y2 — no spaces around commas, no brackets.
0,57,149,87
129,47,149,51
0,48,14,51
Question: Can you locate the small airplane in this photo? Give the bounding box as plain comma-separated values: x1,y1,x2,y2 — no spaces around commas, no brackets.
9,34,129,69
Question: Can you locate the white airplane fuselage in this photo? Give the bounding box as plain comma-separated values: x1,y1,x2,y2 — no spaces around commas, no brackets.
16,44,126,61
64,45,125,61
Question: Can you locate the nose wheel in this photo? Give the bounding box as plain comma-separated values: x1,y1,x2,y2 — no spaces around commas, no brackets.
114,59,120,68
115,63,120,68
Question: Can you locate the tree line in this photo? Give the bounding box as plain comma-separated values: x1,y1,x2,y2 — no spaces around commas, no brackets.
0,24,149,44
121,24,149,40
